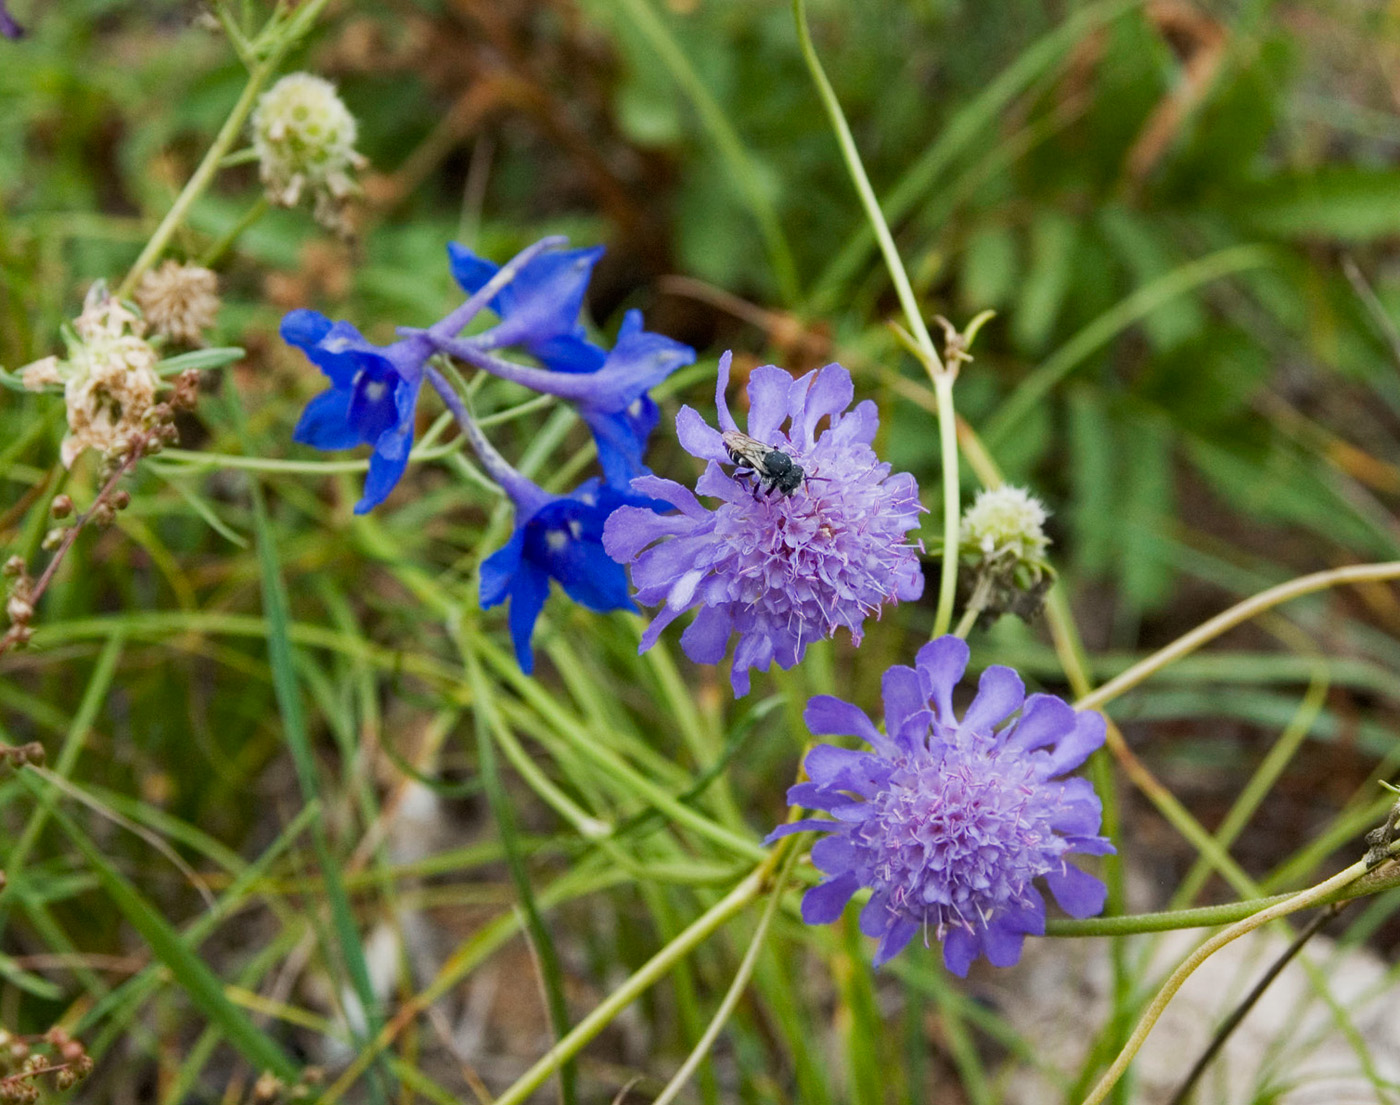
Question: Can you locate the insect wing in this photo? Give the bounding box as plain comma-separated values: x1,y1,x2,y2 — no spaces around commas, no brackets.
721,431,773,472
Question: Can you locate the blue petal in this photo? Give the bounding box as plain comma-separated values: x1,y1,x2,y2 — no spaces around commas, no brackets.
507,561,552,674
293,388,362,450
348,367,401,443
281,308,334,350
452,243,605,359
480,528,527,609
355,435,411,514
446,243,500,299
582,399,659,489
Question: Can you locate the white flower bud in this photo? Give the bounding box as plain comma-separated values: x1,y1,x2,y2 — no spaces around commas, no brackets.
251,73,366,231
959,485,1050,565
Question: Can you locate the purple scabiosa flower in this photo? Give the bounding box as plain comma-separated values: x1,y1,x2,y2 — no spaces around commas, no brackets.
602,354,925,696
767,636,1112,974
283,309,433,513
0,3,23,38
436,370,643,672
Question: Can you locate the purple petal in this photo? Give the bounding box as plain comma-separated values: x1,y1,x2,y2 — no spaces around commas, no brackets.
744,365,796,443
763,817,840,842
858,889,893,939
1005,694,1077,754
916,636,970,724
680,605,732,664
957,665,1025,739
627,475,707,517
638,603,686,653
801,873,862,925
803,696,886,751
713,350,740,434
942,926,981,978
1046,711,1107,777
872,918,919,967
810,833,861,874
804,744,886,794
603,506,670,563
1045,863,1107,919
676,405,728,463
980,921,1027,969
881,665,925,743
794,363,854,448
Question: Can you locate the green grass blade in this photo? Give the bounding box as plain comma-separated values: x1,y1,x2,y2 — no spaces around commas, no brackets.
46,795,300,1082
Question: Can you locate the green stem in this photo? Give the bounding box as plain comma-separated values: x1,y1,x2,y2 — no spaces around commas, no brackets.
1080,860,1370,1105
115,0,337,298
490,859,780,1105
116,61,275,299
791,0,939,365
1074,562,1400,713
651,847,798,1105
199,196,269,269
791,0,960,635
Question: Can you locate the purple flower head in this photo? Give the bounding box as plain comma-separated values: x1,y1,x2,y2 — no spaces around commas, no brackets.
283,309,433,514
454,387,645,673
0,3,23,38
602,354,926,696
447,241,606,374
767,636,1113,974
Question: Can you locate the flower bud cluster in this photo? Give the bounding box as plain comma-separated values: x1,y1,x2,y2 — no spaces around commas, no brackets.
956,485,1056,627
2,558,33,650
0,1028,93,1102
251,73,367,235
19,282,201,473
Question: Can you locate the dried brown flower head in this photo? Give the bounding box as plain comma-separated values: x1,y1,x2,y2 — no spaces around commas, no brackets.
136,261,220,346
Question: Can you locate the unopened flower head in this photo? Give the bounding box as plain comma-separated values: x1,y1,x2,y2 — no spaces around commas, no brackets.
603,355,926,696
136,261,220,346
252,73,366,231
56,286,160,467
960,485,1049,564
768,636,1112,973
957,485,1054,626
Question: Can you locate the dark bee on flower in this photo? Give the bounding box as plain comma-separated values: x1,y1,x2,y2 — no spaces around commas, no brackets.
721,430,805,497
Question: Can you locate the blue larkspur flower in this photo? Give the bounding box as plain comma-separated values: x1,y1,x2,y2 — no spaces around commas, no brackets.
451,390,641,672
447,241,606,374
602,354,926,696
429,304,694,489
0,3,23,38
283,309,433,513
767,636,1112,973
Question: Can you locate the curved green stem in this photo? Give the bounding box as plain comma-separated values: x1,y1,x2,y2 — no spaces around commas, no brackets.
1080,859,1370,1105
1074,562,1400,713
491,852,787,1105
651,847,798,1105
115,0,337,298
116,60,275,299
792,0,959,635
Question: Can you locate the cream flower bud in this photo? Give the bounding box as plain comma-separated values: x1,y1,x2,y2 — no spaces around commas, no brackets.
19,356,62,391
251,73,366,232
959,485,1050,564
